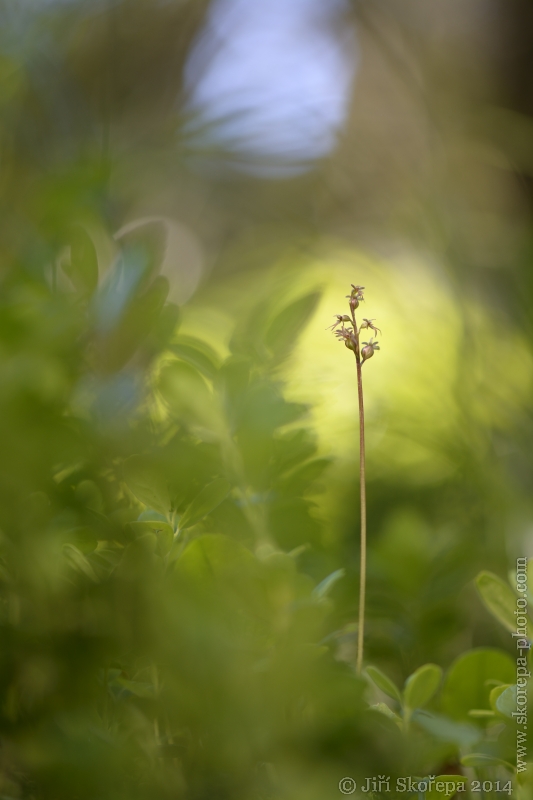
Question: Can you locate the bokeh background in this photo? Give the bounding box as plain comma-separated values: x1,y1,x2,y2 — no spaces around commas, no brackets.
1,1,532,798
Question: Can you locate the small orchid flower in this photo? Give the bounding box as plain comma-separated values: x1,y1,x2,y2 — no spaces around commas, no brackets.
360,338,380,365
334,326,358,352
346,294,363,311
360,318,382,337
346,285,365,312
326,314,351,331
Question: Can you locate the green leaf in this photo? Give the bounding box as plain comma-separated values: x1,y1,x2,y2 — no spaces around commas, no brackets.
413,711,480,747
96,275,170,374
158,360,220,430
123,454,171,515
170,337,220,380
441,648,515,720
175,534,282,630
476,571,518,634
63,543,99,582
287,544,309,560
312,569,345,600
490,683,511,712
370,702,402,727
137,510,167,523
127,520,174,556
461,753,515,771
218,355,250,395
148,302,181,351
218,355,251,430
495,685,518,718
468,709,495,718
178,477,231,531
404,663,442,710
177,534,256,575
280,458,331,493
264,292,321,364
127,520,173,537
365,666,402,704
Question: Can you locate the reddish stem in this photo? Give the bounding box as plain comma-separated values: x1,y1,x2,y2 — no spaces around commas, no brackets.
351,312,367,676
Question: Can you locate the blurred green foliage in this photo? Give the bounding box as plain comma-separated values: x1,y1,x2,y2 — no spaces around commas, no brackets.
0,232,402,799
1,1,533,798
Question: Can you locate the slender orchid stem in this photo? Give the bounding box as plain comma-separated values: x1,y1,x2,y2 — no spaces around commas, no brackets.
351,315,366,675
329,286,380,677
355,373,367,673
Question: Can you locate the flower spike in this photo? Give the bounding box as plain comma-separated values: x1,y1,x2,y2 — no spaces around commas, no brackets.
326,283,381,677
329,284,381,369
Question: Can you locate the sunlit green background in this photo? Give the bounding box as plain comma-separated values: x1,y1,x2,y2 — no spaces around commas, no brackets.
0,1,532,798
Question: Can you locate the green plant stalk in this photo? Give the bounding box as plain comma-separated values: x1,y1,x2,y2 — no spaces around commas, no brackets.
330,288,379,673
352,315,366,676
355,358,366,676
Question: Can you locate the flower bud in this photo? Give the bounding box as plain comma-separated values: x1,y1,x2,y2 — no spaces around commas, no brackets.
360,338,380,365
360,344,373,362
349,284,365,304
